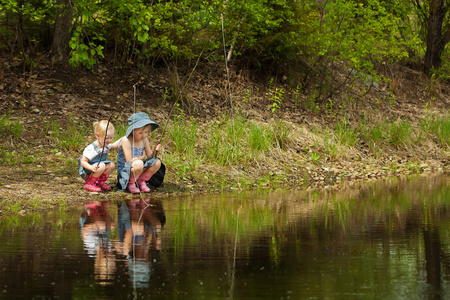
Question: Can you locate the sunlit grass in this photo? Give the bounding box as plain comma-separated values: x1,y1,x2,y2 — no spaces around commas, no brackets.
386,119,413,147
44,116,90,152
335,117,358,146
421,114,450,148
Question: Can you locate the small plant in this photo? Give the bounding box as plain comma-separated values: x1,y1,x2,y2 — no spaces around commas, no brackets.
310,152,321,164
269,87,284,115
293,84,302,109
1,150,18,166
159,88,171,107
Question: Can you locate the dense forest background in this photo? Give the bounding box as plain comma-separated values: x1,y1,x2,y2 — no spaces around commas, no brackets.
2,0,450,107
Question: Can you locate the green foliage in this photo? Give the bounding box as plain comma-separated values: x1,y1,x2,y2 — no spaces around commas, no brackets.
269,87,284,115
0,114,23,138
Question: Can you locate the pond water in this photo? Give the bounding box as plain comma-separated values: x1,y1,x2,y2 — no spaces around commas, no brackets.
1,175,450,299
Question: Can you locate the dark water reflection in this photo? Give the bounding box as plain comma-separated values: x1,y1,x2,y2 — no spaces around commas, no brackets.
1,175,450,299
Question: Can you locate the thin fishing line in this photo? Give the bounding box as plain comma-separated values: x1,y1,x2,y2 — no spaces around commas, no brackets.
132,83,146,201
228,204,242,299
221,12,233,113
221,11,241,191
96,94,130,167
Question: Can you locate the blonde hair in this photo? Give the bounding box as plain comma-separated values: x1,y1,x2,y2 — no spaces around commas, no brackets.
93,120,115,137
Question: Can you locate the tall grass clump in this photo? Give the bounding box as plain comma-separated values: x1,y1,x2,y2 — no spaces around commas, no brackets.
0,114,23,138
248,122,273,156
45,117,90,151
168,115,200,155
421,114,450,147
387,119,413,148
205,116,248,165
335,117,358,146
358,116,384,151
270,120,292,149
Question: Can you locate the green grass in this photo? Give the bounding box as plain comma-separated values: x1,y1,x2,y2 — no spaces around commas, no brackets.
0,114,23,138
44,116,90,151
387,119,413,147
335,117,358,146
421,114,450,147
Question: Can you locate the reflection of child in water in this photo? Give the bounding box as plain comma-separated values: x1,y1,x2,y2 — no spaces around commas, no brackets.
79,201,116,285
117,198,166,288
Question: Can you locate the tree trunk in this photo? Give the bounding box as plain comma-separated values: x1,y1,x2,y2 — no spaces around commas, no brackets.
423,0,447,74
51,0,73,63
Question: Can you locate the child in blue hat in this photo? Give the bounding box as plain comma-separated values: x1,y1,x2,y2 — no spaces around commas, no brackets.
116,112,163,193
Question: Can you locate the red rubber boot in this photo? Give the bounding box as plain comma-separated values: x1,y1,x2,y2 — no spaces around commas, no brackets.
137,172,152,193
97,174,112,191
127,176,140,193
84,175,101,192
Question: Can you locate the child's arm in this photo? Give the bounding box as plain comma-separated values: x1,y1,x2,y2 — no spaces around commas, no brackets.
143,138,153,158
109,138,121,150
122,137,146,162
80,156,99,172
143,138,161,158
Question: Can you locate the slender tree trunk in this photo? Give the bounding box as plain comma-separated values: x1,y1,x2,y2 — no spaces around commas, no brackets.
51,0,73,63
423,0,447,74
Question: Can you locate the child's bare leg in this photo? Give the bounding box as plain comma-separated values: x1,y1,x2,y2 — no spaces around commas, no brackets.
91,163,106,178
104,162,115,175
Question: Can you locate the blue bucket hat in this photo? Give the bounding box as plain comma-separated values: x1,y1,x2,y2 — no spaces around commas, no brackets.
125,112,159,137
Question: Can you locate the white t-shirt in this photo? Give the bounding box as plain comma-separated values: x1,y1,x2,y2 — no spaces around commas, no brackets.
83,143,112,162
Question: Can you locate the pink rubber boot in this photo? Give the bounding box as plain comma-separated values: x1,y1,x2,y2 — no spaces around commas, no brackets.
137,172,152,193
84,175,101,192
127,176,140,193
96,174,112,191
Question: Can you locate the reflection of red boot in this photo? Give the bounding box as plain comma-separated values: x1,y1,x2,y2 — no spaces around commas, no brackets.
137,172,152,193
84,175,101,192
97,174,111,191
127,177,140,193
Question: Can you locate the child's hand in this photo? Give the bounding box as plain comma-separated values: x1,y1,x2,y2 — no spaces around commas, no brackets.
154,144,161,156
92,165,99,172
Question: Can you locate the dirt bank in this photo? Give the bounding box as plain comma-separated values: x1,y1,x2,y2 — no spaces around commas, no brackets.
0,58,449,216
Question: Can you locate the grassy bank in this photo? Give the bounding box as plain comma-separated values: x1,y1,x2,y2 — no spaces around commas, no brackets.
1,109,449,201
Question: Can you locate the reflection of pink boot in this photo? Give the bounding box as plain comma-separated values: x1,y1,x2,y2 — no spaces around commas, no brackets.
96,174,112,191
84,175,101,192
127,176,140,193
137,172,152,193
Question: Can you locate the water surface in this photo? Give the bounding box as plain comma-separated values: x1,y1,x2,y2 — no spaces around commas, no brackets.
1,175,450,299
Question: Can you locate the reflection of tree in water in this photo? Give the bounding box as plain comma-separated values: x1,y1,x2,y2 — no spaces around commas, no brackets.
79,201,116,286
117,198,166,288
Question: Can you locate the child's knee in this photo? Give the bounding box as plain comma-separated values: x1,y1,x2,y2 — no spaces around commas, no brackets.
106,162,115,170
154,159,161,169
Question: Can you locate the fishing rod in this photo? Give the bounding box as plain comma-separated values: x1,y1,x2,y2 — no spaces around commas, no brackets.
96,93,131,167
